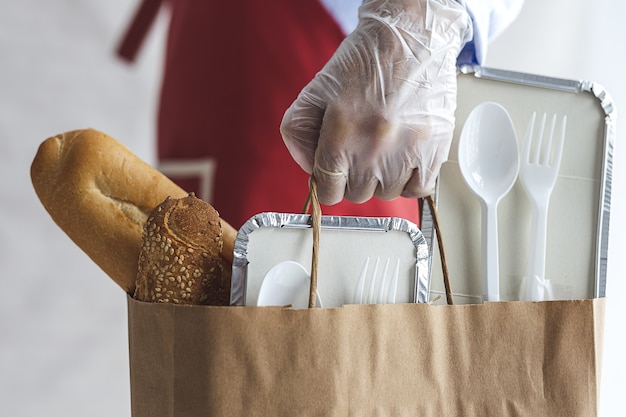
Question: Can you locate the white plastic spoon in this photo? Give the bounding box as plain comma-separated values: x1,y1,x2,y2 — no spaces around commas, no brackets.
458,102,519,302
257,261,323,308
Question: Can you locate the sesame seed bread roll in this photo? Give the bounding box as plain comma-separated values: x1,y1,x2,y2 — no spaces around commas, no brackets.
30,128,237,293
134,194,231,305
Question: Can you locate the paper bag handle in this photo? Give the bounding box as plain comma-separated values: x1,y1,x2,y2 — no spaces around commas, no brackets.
305,177,453,307
425,195,454,305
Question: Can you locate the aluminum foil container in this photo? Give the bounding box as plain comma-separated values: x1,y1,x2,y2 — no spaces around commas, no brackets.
421,66,615,303
230,213,430,307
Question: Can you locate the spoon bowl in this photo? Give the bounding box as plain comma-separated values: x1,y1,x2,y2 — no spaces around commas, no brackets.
458,102,519,302
257,261,322,308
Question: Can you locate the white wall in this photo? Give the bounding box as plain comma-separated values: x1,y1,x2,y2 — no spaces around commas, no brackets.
0,1,164,415
0,1,623,416
486,1,625,415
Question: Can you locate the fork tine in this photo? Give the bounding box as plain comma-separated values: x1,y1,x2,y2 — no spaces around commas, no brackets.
542,114,557,166
552,115,567,168
353,257,370,304
354,257,401,304
376,258,390,304
522,112,537,164
535,112,548,164
367,257,380,304
386,258,400,304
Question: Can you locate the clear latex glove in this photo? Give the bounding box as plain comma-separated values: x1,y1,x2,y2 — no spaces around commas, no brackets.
281,0,472,205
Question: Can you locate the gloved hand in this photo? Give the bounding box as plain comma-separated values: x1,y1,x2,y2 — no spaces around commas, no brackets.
281,0,472,205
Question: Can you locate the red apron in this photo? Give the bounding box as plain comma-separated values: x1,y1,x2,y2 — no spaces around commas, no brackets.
118,0,419,228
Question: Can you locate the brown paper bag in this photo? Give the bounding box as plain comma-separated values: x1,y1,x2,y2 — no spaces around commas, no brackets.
128,189,605,416
128,297,604,416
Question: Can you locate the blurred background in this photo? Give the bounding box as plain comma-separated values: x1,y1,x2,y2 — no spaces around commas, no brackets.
1,1,624,415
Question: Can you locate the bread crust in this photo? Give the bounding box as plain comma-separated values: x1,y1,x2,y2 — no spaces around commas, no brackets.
134,194,231,305
30,129,236,293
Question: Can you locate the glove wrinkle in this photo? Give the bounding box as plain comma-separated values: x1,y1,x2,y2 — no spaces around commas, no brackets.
281,0,471,204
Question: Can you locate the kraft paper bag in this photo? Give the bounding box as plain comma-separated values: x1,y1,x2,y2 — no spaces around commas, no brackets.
127,188,605,416
127,296,604,417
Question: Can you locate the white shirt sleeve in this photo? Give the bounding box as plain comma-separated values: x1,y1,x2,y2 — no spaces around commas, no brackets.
319,0,524,65
459,0,525,64
318,0,362,35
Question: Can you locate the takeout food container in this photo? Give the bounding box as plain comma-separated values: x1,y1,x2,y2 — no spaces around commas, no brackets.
423,66,615,304
230,213,430,308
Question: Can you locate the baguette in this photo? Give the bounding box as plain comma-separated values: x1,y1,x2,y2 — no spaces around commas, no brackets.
30,128,236,293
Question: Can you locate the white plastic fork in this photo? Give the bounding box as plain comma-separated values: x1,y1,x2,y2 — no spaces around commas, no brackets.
519,112,567,301
353,257,400,304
